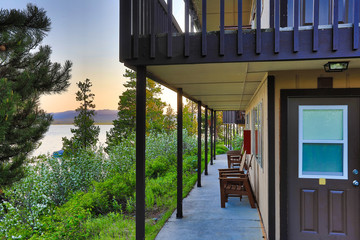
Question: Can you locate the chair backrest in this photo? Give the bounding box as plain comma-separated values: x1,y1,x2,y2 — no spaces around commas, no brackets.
248,154,254,169
239,150,247,171
226,150,242,156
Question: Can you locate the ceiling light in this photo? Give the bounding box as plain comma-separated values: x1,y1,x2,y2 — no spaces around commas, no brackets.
324,61,349,72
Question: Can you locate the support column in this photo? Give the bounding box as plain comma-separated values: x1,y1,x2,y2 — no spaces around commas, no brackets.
176,88,183,218
268,76,275,239
197,101,202,187
210,109,214,165
214,110,217,160
136,66,146,240
204,106,208,175
224,123,226,146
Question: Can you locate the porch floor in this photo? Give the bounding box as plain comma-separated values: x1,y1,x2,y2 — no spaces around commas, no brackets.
155,154,264,240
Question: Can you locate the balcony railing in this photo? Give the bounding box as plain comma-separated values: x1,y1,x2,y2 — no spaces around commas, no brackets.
120,0,360,65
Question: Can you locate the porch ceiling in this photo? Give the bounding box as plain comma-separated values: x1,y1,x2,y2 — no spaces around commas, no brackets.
147,58,360,111
148,62,265,110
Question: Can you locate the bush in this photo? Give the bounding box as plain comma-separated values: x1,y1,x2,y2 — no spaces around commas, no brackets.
216,144,228,154
233,135,243,150
40,201,91,240
0,129,199,239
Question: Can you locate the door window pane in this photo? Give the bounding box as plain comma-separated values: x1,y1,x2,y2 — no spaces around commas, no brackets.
299,105,348,179
303,109,343,140
303,143,343,175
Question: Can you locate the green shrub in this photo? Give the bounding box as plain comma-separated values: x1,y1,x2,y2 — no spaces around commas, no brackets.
216,144,228,154
40,202,91,240
146,156,168,178
0,129,200,239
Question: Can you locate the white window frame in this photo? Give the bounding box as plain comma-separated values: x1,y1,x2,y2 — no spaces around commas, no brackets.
251,102,263,168
298,105,348,179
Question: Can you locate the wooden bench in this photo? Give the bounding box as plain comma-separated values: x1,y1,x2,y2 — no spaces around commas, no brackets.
219,155,256,208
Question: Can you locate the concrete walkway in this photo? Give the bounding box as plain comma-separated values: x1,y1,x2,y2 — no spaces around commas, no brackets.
155,154,264,240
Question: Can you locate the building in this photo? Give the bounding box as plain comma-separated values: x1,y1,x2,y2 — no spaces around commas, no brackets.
120,0,360,239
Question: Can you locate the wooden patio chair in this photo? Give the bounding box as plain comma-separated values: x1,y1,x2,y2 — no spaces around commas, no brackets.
219,151,248,175
231,150,247,168
218,154,256,208
226,150,243,168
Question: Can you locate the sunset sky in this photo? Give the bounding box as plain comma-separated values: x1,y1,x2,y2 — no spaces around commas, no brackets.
2,0,180,113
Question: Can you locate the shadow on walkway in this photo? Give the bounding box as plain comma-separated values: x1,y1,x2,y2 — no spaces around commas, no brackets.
155,154,264,240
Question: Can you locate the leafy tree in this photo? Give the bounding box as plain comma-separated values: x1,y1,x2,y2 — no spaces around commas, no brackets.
163,104,176,132
106,70,166,148
0,4,72,187
183,99,197,136
63,78,100,152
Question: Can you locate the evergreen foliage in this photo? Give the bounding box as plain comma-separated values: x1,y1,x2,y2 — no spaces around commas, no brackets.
0,4,72,187
106,69,166,148
62,78,100,152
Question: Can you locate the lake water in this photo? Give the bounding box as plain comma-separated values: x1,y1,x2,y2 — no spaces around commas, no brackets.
31,125,113,156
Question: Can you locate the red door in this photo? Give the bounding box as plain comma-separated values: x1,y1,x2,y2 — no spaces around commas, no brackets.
287,97,360,240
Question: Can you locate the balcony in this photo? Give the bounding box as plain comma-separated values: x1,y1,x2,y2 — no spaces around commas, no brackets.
120,0,360,67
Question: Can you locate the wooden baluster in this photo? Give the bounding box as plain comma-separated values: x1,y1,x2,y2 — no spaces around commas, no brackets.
238,0,243,55
313,0,319,52
120,0,131,60
333,0,339,51
256,0,262,54
185,0,190,57
354,0,359,49
274,0,280,53
150,0,156,58
167,0,173,57
220,0,225,56
133,0,139,58
293,0,299,52
202,0,207,56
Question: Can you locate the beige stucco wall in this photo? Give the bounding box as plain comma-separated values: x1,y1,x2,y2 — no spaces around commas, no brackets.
245,77,269,238
271,68,360,240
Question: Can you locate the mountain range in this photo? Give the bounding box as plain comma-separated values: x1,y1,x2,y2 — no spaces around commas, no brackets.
51,109,118,124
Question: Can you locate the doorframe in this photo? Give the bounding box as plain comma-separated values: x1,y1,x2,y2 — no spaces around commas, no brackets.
280,88,360,239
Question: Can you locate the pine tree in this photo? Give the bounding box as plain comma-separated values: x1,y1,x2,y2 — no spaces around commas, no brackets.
106,69,166,148
0,4,72,187
62,78,100,152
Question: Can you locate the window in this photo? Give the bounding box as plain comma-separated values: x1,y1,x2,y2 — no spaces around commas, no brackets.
287,0,355,27
298,105,348,179
246,113,250,129
251,102,263,168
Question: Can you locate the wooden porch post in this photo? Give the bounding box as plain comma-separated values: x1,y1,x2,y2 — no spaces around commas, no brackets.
268,76,275,239
210,109,214,165
205,106,208,175
176,88,183,218
214,110,217,160
136,66,146,240
197,101,202,187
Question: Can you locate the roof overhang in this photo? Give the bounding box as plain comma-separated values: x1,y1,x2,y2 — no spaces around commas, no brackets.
147,58,360,111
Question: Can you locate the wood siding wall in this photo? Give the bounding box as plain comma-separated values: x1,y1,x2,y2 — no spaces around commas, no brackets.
273,69,360,240
246,78,269,239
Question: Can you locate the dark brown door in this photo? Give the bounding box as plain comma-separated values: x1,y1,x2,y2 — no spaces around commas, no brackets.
287,97,360,240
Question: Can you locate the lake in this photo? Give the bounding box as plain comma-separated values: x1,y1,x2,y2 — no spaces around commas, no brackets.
31,125,113,156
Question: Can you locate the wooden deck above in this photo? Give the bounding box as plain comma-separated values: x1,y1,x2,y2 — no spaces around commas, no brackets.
120,0,360,67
